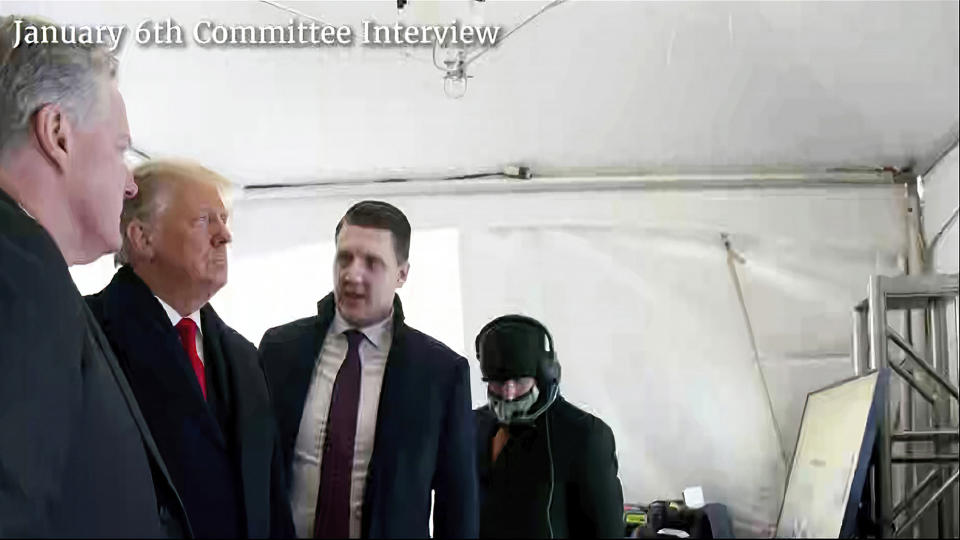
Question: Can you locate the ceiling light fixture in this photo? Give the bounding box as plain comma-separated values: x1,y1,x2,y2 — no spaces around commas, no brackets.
431,0,568,99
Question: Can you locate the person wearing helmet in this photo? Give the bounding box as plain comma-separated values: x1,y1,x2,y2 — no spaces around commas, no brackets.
474,315,625,538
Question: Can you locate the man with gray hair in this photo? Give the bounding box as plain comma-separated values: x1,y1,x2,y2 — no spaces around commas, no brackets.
0,15,189,537
86,159,295,538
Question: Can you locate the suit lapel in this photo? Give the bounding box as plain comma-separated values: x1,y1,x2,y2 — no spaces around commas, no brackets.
203,306,272,538
362,295,409,538
200,310,233,437
276,294,336,456
278,293,408,538
102,268,226,449
81,301,194,538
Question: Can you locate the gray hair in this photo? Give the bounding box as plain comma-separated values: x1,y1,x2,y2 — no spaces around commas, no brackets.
0,15,118,160
116,159,234,266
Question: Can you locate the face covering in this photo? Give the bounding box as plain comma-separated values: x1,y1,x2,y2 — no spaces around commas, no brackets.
488,385,539,424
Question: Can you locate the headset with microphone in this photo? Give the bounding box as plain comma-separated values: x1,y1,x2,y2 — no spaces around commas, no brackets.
475,314,561,539
475,314,561,419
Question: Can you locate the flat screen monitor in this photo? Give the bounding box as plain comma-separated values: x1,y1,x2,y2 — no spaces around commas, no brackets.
776,369,888,538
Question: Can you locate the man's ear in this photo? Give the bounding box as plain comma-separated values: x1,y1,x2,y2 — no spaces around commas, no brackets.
396,261,410,288
126,219,155,260
32,103,71,174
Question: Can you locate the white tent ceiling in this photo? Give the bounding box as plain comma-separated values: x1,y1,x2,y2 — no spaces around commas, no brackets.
5,0,959,185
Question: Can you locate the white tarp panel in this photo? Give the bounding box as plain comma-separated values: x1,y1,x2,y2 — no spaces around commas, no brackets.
922,145,959,275
70,182,907,537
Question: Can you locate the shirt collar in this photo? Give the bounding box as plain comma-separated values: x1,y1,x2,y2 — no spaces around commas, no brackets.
17,201,36,221
331,308,393,351
155,295,202,334
0,188,37,221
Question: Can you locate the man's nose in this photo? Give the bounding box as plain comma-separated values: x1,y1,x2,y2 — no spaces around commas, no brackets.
124,169,138,199
212,215,232,245
342,258,365,283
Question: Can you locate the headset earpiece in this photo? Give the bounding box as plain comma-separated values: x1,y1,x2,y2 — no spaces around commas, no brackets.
476,314,560,385
540,357,560,385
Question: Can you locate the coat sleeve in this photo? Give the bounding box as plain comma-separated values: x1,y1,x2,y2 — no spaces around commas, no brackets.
577,420,625,538
257,328,280,402
257,328,297,538
0,236,84,537
431,356,480,538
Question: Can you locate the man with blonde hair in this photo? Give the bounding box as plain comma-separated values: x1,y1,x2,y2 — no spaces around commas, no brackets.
85,159,295,539
0,15,188,537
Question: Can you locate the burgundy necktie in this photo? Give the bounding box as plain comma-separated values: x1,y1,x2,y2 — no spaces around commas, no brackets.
175,318,206,400
314,329,364,539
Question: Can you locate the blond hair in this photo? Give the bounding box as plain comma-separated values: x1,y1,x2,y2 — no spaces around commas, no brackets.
116,159,233,265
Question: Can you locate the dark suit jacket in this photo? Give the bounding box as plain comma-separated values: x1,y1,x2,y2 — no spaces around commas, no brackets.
85,266,294,539
475,397,625,538
0,188,189,538
259,293,479,538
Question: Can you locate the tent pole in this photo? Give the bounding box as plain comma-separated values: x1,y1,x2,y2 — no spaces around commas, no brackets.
720,234,788,468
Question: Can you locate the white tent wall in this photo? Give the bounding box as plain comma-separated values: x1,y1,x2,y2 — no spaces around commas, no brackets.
922,145,960,275
68,179,907,537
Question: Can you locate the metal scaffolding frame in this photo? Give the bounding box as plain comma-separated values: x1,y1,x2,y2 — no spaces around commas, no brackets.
853,273,960,538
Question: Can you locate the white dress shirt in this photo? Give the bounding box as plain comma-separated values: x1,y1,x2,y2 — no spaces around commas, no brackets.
155,296,204,364
290,309,392,539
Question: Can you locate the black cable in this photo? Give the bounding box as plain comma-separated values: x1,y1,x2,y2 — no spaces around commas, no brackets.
442,172,501,181
242,168,533,191
545,412,555,539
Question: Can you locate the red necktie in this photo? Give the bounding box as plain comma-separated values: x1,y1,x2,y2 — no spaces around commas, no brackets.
175,318,206,400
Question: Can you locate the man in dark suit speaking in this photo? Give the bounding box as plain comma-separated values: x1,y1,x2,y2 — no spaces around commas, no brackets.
0,15,188,537
85,160,294,538
260,201,478,538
